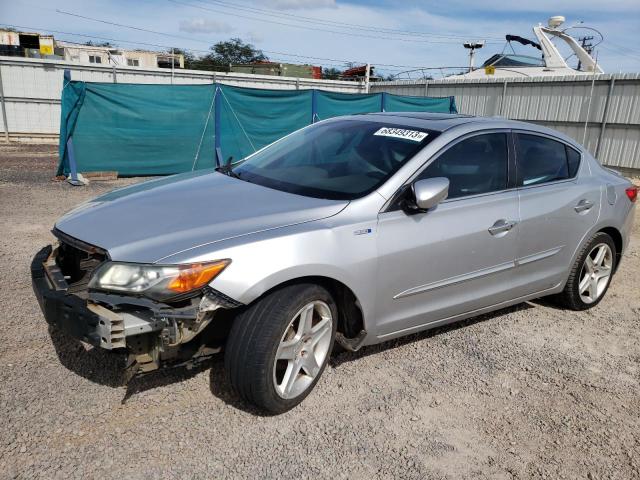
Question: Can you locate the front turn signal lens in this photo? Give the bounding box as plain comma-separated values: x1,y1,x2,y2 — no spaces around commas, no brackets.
167,260,231,293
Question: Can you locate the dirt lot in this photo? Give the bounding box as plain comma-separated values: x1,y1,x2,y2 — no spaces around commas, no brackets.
0,144,639,479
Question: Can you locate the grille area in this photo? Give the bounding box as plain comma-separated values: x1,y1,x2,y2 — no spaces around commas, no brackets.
53,229,107,296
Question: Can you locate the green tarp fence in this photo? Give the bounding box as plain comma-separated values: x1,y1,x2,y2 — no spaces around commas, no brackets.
57,81,457,176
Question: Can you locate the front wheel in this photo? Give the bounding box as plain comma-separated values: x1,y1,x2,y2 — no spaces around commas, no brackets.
556,232,616,310
224,283,337,413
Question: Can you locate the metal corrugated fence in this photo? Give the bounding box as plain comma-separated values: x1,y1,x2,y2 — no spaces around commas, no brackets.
0,57,365,141
2,56,639,171
371,74,640,170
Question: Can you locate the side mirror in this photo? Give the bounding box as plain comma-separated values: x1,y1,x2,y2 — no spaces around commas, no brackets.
410,177,449,212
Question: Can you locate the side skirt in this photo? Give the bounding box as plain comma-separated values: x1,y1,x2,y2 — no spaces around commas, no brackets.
374,282,563,343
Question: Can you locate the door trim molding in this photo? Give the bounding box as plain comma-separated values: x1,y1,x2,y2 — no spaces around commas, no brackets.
380,282,564,340
393,245,564,300
393,260,516,299
515,245,564,266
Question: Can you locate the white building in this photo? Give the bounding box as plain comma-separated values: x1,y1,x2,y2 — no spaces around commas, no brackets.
0,30,184,69
56,41,184,69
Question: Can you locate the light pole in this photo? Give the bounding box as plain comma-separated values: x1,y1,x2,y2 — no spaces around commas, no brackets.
463,41,485,72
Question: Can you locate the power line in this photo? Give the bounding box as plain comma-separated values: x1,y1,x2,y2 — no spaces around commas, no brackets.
0,22,467,72
194,0,504,41
598,40,640,59
56,5,491,47
55,10,199,45
168,0,503,45
31,12,470,69
598,44,640,62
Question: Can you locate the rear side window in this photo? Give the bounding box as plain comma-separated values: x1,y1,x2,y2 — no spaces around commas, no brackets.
516,134,580,186
566,146,581,177
417,133,509,199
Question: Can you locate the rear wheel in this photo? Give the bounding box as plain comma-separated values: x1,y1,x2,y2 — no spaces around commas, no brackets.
225,283,337,413
556,232,616,310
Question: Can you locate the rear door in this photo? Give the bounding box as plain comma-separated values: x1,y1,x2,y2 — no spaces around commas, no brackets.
511,132,600,297
375,131,521,338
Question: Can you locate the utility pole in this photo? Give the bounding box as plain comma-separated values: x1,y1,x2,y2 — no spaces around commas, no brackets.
577,36,594,71
171,47,175,85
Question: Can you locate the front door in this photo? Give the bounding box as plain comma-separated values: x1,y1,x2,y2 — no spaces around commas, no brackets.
375,132,520,338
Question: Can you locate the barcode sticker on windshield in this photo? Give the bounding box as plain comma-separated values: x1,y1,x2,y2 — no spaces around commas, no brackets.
374,127,428,142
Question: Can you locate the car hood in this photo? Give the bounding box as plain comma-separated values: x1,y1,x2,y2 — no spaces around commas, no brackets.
55,170,348,263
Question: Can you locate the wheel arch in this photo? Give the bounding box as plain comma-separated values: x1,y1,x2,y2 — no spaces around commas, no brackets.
597,226,623,272
242,275,367,342
562,223,624,290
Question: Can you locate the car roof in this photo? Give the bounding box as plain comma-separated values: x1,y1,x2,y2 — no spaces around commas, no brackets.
347,112,583,150
355,112,475,131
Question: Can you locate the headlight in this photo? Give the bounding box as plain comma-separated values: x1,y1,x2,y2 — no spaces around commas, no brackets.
88,260,230,300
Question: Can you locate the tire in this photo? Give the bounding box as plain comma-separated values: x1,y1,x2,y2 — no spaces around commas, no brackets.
224,283,337,413
556,232,616,310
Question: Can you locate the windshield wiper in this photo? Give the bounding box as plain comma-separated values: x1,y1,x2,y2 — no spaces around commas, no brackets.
215,156,241,179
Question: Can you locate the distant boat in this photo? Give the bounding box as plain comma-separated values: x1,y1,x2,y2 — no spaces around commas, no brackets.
448,16,603,80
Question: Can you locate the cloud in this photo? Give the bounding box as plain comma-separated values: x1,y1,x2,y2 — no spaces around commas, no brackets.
179,18,233,34
443,0,640,11
263,0,336,10
247,30,264,43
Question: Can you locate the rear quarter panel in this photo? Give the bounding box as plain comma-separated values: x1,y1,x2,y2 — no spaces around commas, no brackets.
563,158,636,281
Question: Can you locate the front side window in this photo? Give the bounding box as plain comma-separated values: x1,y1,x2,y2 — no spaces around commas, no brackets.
417,133,509,199
516,134,579,186
233,120,439,200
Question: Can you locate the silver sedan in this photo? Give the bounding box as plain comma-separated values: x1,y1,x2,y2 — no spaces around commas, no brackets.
32,113,637,413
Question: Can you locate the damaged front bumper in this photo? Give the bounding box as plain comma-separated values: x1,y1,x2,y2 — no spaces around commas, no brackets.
31,245,241,374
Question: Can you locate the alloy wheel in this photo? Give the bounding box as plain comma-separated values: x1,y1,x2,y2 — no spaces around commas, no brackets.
578,243,613,304
273,301,333,399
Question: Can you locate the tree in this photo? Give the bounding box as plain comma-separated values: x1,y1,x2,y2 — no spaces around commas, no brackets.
84,41,113,47
322,67,342,80
213,38,266,64
192,38,268,72
168,47,197,69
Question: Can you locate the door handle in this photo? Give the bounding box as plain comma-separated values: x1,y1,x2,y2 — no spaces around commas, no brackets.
574,199,594,213
488,219,518,236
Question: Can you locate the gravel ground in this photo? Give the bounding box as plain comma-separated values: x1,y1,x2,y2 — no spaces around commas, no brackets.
1,144,639,479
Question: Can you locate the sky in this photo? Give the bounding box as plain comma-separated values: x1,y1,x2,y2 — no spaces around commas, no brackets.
2,0,640,77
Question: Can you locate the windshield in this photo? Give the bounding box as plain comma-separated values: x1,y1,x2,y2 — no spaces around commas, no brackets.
232,119,439,200
482,54,545,68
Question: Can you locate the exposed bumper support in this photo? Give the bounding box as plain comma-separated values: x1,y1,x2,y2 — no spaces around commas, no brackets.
32,246,166,349
31,245,239,359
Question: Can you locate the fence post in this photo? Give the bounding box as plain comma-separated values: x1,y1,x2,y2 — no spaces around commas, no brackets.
380,92,387,112
595,77,615,160
214,86,222,167
582,54,599,146
498,80,508,116
66,137,83,186
365,63,371,94
0,62,9,142
311,89,318,124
